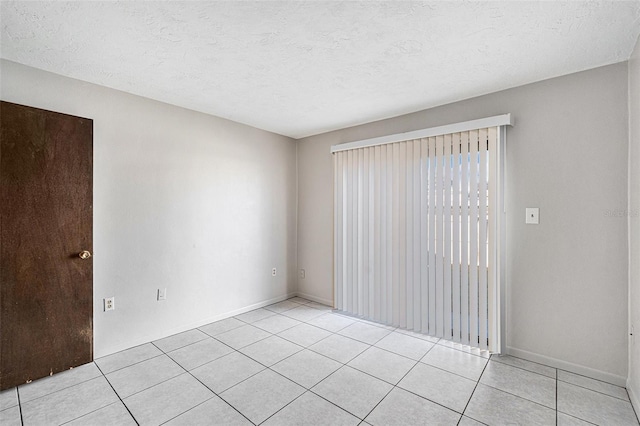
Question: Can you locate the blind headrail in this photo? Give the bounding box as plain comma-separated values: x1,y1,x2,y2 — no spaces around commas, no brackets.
330,114,512,153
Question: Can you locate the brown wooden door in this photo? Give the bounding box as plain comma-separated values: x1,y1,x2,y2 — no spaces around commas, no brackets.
0,101,93,390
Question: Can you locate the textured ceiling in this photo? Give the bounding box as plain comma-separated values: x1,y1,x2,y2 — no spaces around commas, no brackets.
1,1,640,138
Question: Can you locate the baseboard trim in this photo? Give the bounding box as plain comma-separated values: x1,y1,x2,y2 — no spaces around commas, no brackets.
507,346,627,387
96,292,297,358
295,291,333,307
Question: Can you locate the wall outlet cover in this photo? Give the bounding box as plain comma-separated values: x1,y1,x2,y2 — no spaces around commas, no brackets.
104,297,115,311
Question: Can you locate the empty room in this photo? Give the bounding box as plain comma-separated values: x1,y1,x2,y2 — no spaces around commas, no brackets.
1,1,640,425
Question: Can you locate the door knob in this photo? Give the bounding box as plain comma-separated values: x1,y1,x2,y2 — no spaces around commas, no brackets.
78,250,92,260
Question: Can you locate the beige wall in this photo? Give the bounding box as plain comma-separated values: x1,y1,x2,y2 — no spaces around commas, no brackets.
0,59,298,358
297,62,629,384
628,34,640,408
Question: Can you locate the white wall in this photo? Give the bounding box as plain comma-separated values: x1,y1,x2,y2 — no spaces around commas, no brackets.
628,34,640,409
0,59,298,358
298,62,629,384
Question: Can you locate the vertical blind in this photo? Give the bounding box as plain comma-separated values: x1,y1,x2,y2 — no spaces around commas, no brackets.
333,126,500,350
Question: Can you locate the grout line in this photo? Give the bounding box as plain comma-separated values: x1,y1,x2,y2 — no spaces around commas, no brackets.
556,367,627,388
99,353,166,376
198,324,245,339
490,352,556,370
557,378,633,402
556,368,558,426
556,411,599,425
157,395,219,426
94,363,140,426
628,387,640,424
459,356,490,417
476,382,557,412
17,368,104,405
16,386,24,426
256,389,309,425
488,355,557,379
411,359,483,383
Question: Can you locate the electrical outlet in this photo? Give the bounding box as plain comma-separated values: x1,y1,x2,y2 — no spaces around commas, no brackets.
300,269,306,279
272,267,277,277
158,288,167,301
104,297,115,311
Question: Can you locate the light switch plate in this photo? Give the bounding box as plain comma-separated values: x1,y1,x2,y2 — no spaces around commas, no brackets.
526,207,539,224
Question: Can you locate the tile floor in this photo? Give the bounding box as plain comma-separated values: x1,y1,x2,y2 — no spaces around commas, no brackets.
1,297,638,425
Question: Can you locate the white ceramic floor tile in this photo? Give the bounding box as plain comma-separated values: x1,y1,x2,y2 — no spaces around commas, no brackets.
106,354,184,398
167,337,233,370
281,305,328,322
348,347,416,385
191,351,265,393
66,401,136,426
265,300,304,314
19,362,102,403
558,369,629,401
239,335,303,366
365,387,460,426
21,376,118,425
490,354,556,379
220,369,305,424
272,349,342,388
338,322,392,345
199,317,246,337
124,373,213,425
0,387,18,411
312,366,393,419
215,324,272,349
309,334,370,364
235,308,277,324
263,391,360,426
277,323,332,347
465,384,556,425
0,406,21,426
421,345,487,381
374,331,435,360
153,329,209,353
557,380,638,425
164,395,251,425
557,412,594,426
307,313,356,332
480,361,555,408
252,314,302,334
95,343,163,375
398,363,476,413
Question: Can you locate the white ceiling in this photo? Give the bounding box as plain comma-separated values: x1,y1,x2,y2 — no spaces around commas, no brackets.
1,1,640,139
